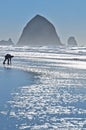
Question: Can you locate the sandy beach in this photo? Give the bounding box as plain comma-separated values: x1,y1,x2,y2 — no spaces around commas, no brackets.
0,46,86,129
0,66,36,103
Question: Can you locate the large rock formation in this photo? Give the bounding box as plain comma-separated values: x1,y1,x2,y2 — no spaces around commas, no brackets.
67,36,78,47
0,38,14,46
17,15,62,46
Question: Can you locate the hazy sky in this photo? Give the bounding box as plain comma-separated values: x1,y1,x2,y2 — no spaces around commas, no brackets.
0,0,86,46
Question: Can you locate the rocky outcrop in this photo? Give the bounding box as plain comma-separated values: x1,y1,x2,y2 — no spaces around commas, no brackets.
17,15,62,46
0,38,14,46
67,36,78,47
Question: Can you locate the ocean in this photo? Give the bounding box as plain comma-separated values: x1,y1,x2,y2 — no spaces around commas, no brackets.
0,45,86,130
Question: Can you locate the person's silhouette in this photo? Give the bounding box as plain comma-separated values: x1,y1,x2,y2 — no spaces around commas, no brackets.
3,54,14,65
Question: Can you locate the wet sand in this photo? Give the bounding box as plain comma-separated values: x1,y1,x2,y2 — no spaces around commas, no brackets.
0,66,36,107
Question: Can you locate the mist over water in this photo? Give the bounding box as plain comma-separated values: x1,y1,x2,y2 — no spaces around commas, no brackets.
0,46,86,129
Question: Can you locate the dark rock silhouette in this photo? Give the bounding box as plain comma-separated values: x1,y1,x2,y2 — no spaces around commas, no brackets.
67,36,78,47
0,38,14,46
3,54,14,65
17,15,62,46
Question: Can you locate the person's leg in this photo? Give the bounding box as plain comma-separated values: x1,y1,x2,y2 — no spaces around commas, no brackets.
3,57,7,64
9,58,11,64
7,58,9,64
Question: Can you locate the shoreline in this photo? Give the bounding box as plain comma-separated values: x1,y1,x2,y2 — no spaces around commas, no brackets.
0,66,38,107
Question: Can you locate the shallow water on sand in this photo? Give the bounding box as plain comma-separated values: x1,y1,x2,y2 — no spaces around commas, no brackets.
0,46,86,129
0,66,38,130
0,66,37,104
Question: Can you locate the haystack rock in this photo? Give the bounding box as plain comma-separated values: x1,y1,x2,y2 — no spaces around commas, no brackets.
67,36,78,47
17,15,62,46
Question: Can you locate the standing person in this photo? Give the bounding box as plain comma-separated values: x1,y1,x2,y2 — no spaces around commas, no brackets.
3,54,14,65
